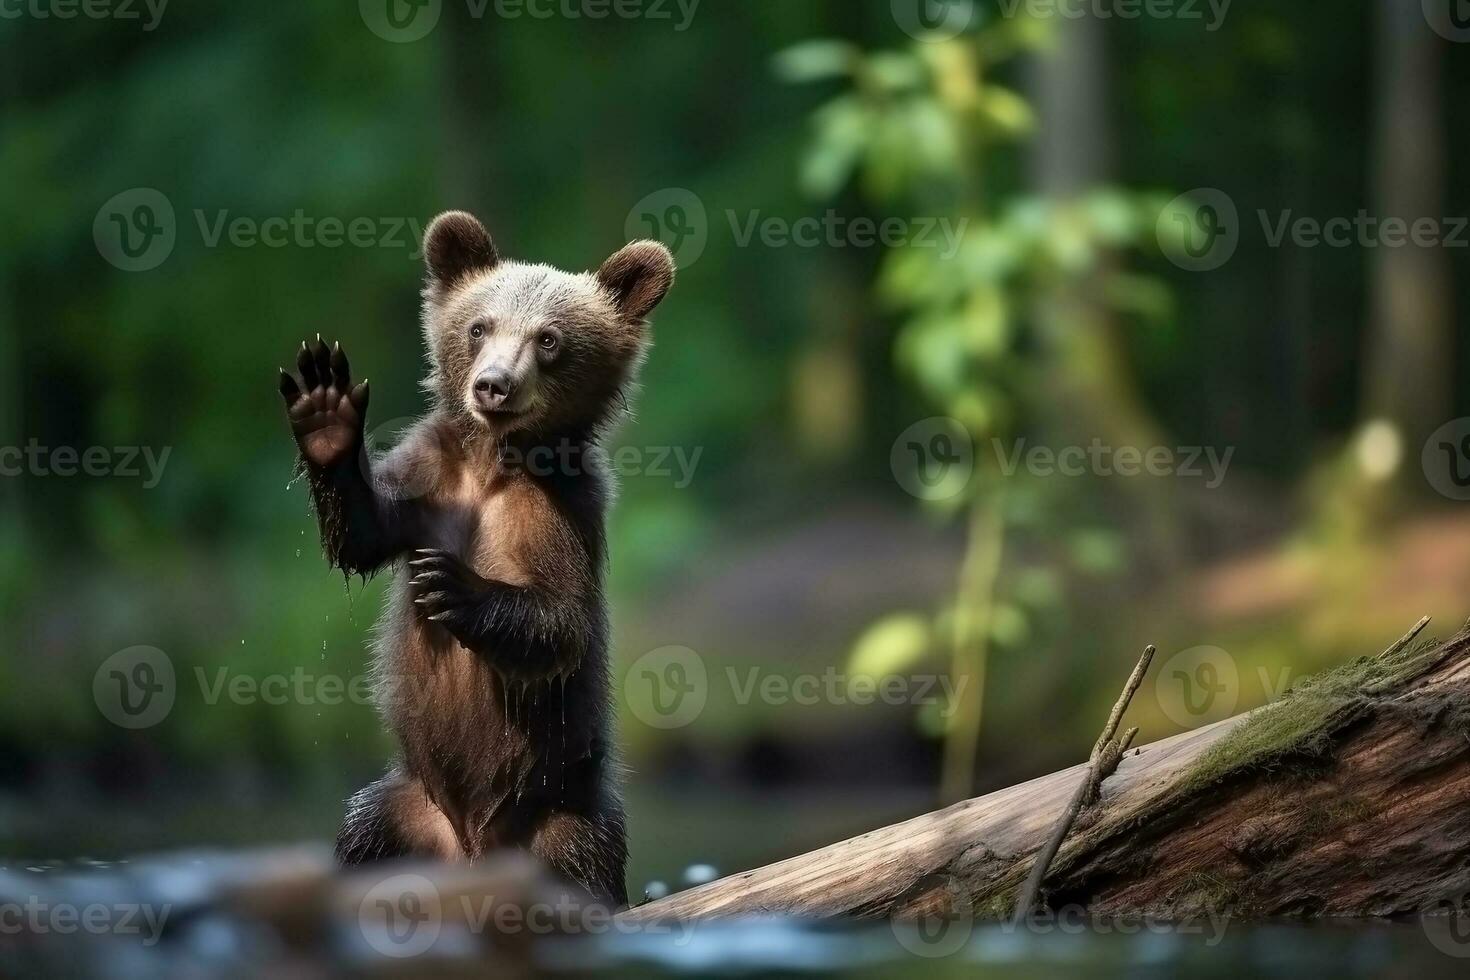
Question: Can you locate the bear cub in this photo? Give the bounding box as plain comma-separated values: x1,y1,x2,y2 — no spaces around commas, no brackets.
278,211,675,904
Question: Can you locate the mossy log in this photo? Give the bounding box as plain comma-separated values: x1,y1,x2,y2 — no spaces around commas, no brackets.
623,622,1470,922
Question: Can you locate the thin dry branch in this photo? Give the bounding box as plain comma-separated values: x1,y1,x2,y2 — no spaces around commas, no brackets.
1010,644,1155,925
1376,615,1431,660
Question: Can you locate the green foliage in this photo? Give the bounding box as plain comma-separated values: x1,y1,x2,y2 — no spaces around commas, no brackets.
790,24,1173,784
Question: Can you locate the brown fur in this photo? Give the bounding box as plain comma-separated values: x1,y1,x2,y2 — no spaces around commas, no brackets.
280,211,675,904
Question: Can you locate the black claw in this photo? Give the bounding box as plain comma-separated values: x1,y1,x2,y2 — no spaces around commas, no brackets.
278,369,301,405
350,380,370,413
297,342,319,389
331,343,351,390
312,338,333,388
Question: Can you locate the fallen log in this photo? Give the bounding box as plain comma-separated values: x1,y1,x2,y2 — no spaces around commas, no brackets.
624,618,1470,922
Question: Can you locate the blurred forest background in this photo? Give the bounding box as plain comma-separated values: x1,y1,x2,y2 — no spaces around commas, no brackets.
1,1,1469,895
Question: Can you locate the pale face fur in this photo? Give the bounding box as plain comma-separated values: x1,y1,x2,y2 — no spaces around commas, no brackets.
424,261,646,441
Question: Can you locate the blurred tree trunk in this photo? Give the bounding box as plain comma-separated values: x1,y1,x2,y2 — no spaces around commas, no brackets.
0,35,22,610
1027,16,1181,569
1361,0,1451,484
436,7,498,224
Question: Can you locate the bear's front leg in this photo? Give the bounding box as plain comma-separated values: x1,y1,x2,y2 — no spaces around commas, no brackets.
408,549,588,679
279,336,413,576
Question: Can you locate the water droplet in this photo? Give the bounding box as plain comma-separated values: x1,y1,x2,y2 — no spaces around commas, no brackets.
683,864,719,886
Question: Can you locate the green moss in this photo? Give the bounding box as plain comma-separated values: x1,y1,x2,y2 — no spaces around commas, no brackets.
1173,871,1241,912
1176,633,1443,798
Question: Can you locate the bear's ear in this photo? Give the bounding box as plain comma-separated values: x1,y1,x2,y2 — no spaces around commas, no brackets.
597,241,676,322
423,211,499,289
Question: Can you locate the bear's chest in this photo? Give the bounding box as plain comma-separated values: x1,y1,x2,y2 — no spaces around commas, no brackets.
423,471,534,587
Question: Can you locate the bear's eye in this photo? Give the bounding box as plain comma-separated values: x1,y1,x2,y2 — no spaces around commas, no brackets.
469,322,485,340
538,332,558,352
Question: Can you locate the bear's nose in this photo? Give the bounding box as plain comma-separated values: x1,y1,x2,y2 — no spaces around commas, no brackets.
473,369,515,411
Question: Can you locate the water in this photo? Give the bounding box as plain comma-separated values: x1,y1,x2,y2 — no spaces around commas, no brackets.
4,848,1467,978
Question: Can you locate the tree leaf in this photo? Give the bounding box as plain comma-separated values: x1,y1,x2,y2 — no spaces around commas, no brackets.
848,613,933,680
